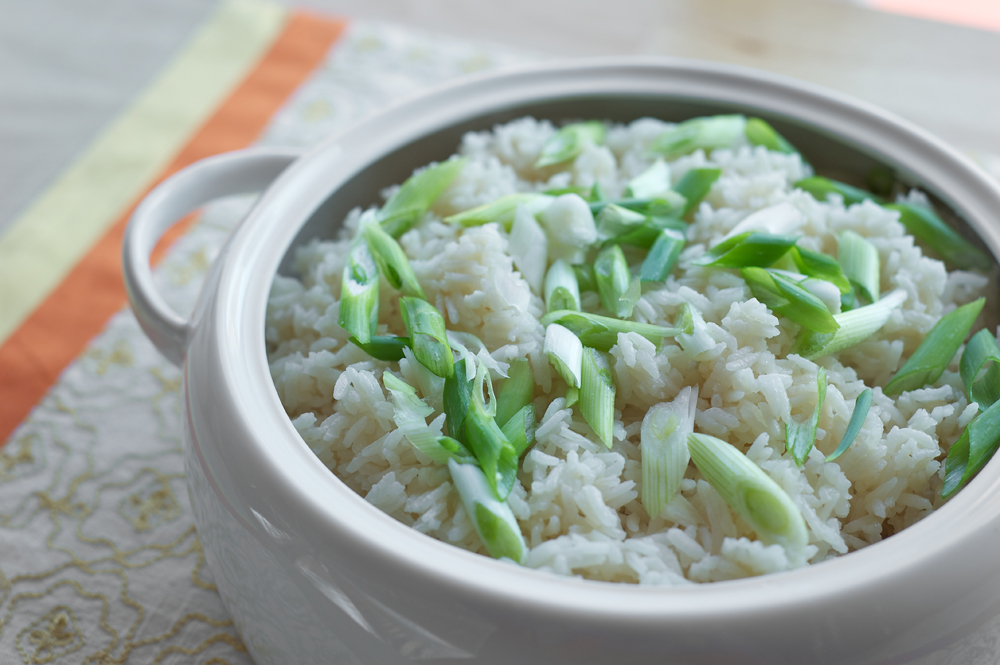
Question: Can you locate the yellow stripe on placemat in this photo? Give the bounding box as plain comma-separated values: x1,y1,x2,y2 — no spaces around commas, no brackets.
0,0,288,345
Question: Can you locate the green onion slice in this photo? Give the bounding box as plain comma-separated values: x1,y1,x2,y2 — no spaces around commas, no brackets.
383,371,452,464
793,289,907,359
350,335,409,361
942,398,1000,499
796,176,881,206
961,329,1000,409
641,385,698,518
464,365,519,500
595,244,636,318
581,347,616,448
565,386,580,409
837,230,880,302
784,367,827,466
641,228,686,283
443,359,472,442
825,388,872,462
676,304,718,359
688,433,808,552
447,458,526,562
500,404,536,458
573,263,597,292
361,216,426,299
884,202,992,271
590,193,688,220
626,159,672,198
541,309,690,352
595,203,648,241
792,246,852,295
745,117,797,154
444,193,550,231
535,121,606,168
884,298,985,396
545,323,584,388
742,267,839,334
674,168,722,217
694,232,797,269
400,297,454,378
379,157,467,237
508,204,549,293
495,358,535,428
544,259,581,313
649,115,746,160
611,216,687,250
338,241,380,344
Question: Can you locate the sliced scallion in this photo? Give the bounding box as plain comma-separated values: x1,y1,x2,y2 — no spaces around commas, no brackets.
793,289,907,359
942,399,1000,499
837,230,880,303
612,216,687,249
641,385,698,518
648,115,746,160
494,358,535,428
641,228,686,283
580,347,616,448
792,246,852,295
694,232,797,269
742,267,839,334
447,458,526,562
383,371,450,463
885,202,992,270
674,168,722,217
784,367,828,466
443,359,472,442
590,193,688,219
595,203,648,240
595,244,635,318
687,433,808,552
379,158,467,237
676,304,718,359
545,323,584,388
825,388,872,462
361,216,426,299
500,404,536,458
338,241,379,344
961,329,1000,409
508,204,549,293
796,177,881,206
565,386,580,409
541,309,690,352
444,193,550,231
573,263,597,292
350,335,409,361
464,365,519,500
535,121,606,169
626,159,672,198
745,117,797,154
544,259,581,312
539,193,599,264
400,297,454,378
436,436,478,465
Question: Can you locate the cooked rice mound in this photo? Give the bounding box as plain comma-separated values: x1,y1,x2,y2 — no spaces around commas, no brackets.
266,117,990,584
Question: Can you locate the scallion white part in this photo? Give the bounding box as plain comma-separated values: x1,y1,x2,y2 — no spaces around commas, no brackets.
595,244,635,318
383,371,450,463
444,193,551,231
837,230,880,303
508,204,549,293
626,159,672,198
544,259,581,312
545,323,584,388
722,202,803,241
401,347,445,409
581,347,616,448
448,458,526,562
687,433,808,553
648,115,747,159
794,289,907,359
641,385,699,518
538,194,599,264
535,121,606,169
676,304,718,359
798,275,843,315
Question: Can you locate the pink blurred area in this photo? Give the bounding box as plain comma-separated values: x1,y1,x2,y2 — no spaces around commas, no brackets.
872,0,1000,32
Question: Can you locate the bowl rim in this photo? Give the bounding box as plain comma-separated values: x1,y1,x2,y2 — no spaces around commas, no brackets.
207,56,1000,620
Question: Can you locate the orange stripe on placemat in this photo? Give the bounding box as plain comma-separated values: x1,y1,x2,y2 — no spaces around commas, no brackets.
0,12,346,445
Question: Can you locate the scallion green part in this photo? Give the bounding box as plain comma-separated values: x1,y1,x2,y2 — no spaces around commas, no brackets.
444,193,549,230
884,202,992,270
793,289,907,359
961,329,1000,409
884,297,985,396
545,323,584,388
694,232,797,269
795,177,881,206
463,365,519,500
565,386,580,409
544,259,581,313
610,216,687,249
448,458,526,562
688,433,808,552
626,159,672,198
400,297,454,378
595,203,648,241
379,158,467,237
648,115,746,160
745,117,797,154
541,309,690,352
573,263,597,292
742,267,839,334
580,347,616,448
350,335,409,361
825,388,872,462
784,367,827,466
942,398,1000,499
641,386,698,518
338,241,380,344
535,121,606,168
837,230,880,302
500,404,536,458
641,228,686,283
443,359,472,442
674,168,722,217
361,217,426,299
589,193,688,219
595,244,636,318
495,358,535,428
792,246,852,295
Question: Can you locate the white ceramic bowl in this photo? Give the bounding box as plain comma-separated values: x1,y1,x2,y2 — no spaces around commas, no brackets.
123,59,1000,665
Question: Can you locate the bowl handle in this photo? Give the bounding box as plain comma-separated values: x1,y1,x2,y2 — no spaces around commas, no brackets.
122,147,301,366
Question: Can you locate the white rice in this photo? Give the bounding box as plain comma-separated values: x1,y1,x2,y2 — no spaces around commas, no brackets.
266,116,993,584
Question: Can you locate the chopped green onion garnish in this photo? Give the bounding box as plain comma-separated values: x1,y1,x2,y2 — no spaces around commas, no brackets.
580,347,616,448
338,241,380,344
436,436,478,465
641,228,686,283
495,358,535,428
589,182,608,202
943,398,1000,499
543,185,591,197
676,304,718,359
565,386,580,409
744,117,797,154
443,359,472,442
400,297,454,378
784,367,828,466
649,115,746,160
641,385,698,518
447,458,526,562
838,230,880,302
379,158,467,237
573,263,597,292
464,365,519,500
508,204,549,293
795,177,881,206
545,323,584,388
535,121,606,169
541,309,690,352
595,244,635,318
595,203,648,241
590,193,688,219
792,246,852,295
961,329,1000,409
825,388,872,462
361,217,426,299
694,231,797,269
884,202,992,271
793,289,907,359
350,335,409,361
742,267,839,334
500,404,536,458
539,194,599,264
444,193,549,231
383,371,451,464
626,159,672,198
544,259,581,313
611,216,687,250
674,168,722,217
884,298,985,395
688,433,808,552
